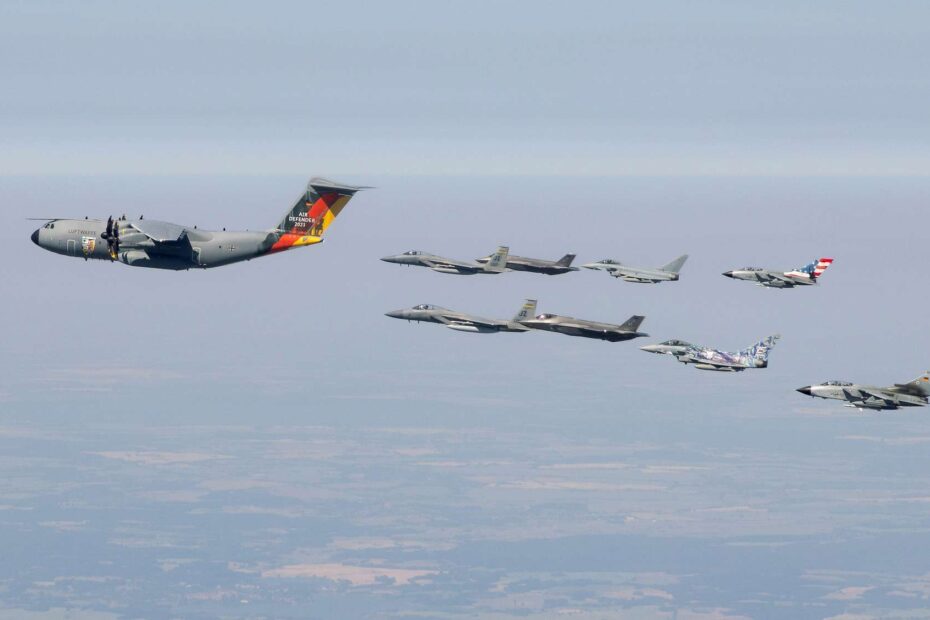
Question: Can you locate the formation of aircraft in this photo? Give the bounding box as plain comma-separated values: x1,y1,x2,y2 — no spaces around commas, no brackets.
641,335,780,372
476,252,578,275
583,254,688,283
385,300,535,333
381,247,510,275
29,178,367,270
797,373,930,411
723,258,834,288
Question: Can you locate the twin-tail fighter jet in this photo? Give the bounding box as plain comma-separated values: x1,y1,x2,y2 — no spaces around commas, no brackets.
641,334,780,371
797,372,930,411
384,300,536,333
518,302,648,342
381,247,510,275
475,251,579,275
583,254,689,283
723,258,834,288
29,177,367,270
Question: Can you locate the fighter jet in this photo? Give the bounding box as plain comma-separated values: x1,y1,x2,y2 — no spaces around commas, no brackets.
474,251,579,275
797,372,930,411
723,258,834,288
583,254,688,283
29,177,367,270
381,247,510,275
518,303,648,342
641,334,780,371
384,300,536,334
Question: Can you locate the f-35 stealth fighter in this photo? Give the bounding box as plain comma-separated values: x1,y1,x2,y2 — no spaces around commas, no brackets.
642,335,780,371
30,177,367,270
381,247,509,275
583,254,688,283
518,303,647,342
385,300,536,333
475,251,579,275
797,373,930,411
723,258,834,288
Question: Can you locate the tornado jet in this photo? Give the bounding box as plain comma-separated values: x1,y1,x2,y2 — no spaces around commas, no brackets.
384,300,536,334
723,258,834,288
642,335,780,371
381,246,509,275
518,303,647,342
583,254,688,283
29,177,367,270
475,251,579,275
797,373,930,411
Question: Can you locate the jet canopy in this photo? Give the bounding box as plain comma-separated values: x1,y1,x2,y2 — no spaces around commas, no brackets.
536,314,555,319
413,304,435,310
403,250,422,256
660,339,691,346
598,259,619,264
822,381,853,386
741,267,763,271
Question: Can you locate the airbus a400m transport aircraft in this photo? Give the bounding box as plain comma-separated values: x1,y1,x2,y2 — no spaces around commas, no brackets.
797,373,930,411
641,335,780,371
722,258,834,288
30,177,367,270
385,300,537,333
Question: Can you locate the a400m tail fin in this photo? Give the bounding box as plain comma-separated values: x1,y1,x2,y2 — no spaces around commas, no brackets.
271,177,368,252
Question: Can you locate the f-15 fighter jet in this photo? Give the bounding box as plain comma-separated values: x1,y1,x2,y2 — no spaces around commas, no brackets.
518,303,647,342
474,251,579,275
583,254,688,283
797,373,930,411
642,335,780,371
381,246,509,275
385,300,536,334
723,258,834,288
29,177,367,270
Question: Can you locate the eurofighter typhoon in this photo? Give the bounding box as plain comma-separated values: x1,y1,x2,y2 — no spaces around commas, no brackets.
583,254,688,283
30,177,367,270
518,302,648,342
641,335,780,371
381,247,510,275
475,251,579,275
384,300,536,333
797,372,930,411
723,258,834,288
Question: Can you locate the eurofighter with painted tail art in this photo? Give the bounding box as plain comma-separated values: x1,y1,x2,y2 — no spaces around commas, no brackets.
723,258,834,288
29,177,367,270
384,300,536,334
642,334,780,371
518,303,648,342
475,251,579,275
797,372,930,411
583,254,688,283
381,246,509,275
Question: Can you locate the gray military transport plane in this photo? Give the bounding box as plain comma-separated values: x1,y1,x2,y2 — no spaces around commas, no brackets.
797,372,930,411
29,177,367,270
381,247,509,275
583,254,688,283
723,258,834,288
641,335,780,371
475,251,579,275
518,302,648,342
385,300,536,333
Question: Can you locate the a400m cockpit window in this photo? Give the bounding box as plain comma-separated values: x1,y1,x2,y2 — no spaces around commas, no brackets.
44,222,55,229
403,250,421,256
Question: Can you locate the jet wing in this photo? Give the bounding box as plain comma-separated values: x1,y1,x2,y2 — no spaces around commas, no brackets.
421,257,480,273
436,313,502,328
131,220,188,243
844,388,898,408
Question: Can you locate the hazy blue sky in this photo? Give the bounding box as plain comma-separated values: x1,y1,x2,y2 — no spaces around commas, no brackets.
5,3,930,618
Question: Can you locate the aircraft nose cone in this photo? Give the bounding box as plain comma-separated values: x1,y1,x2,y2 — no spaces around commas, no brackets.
31,229,39,246
722,271,734,278
640,345,659,353
385,310,405,319
796,386,812,396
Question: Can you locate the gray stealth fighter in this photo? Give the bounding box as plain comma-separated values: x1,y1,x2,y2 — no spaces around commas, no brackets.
583,254,688,283
29,177,367,270
641,335,780,371
519,303,647,342
385,300,537,333
381,247,509,275
797,373,930,411
475,251,579,275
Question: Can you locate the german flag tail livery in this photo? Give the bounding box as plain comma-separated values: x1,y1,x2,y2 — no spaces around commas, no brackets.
271,177,368,252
